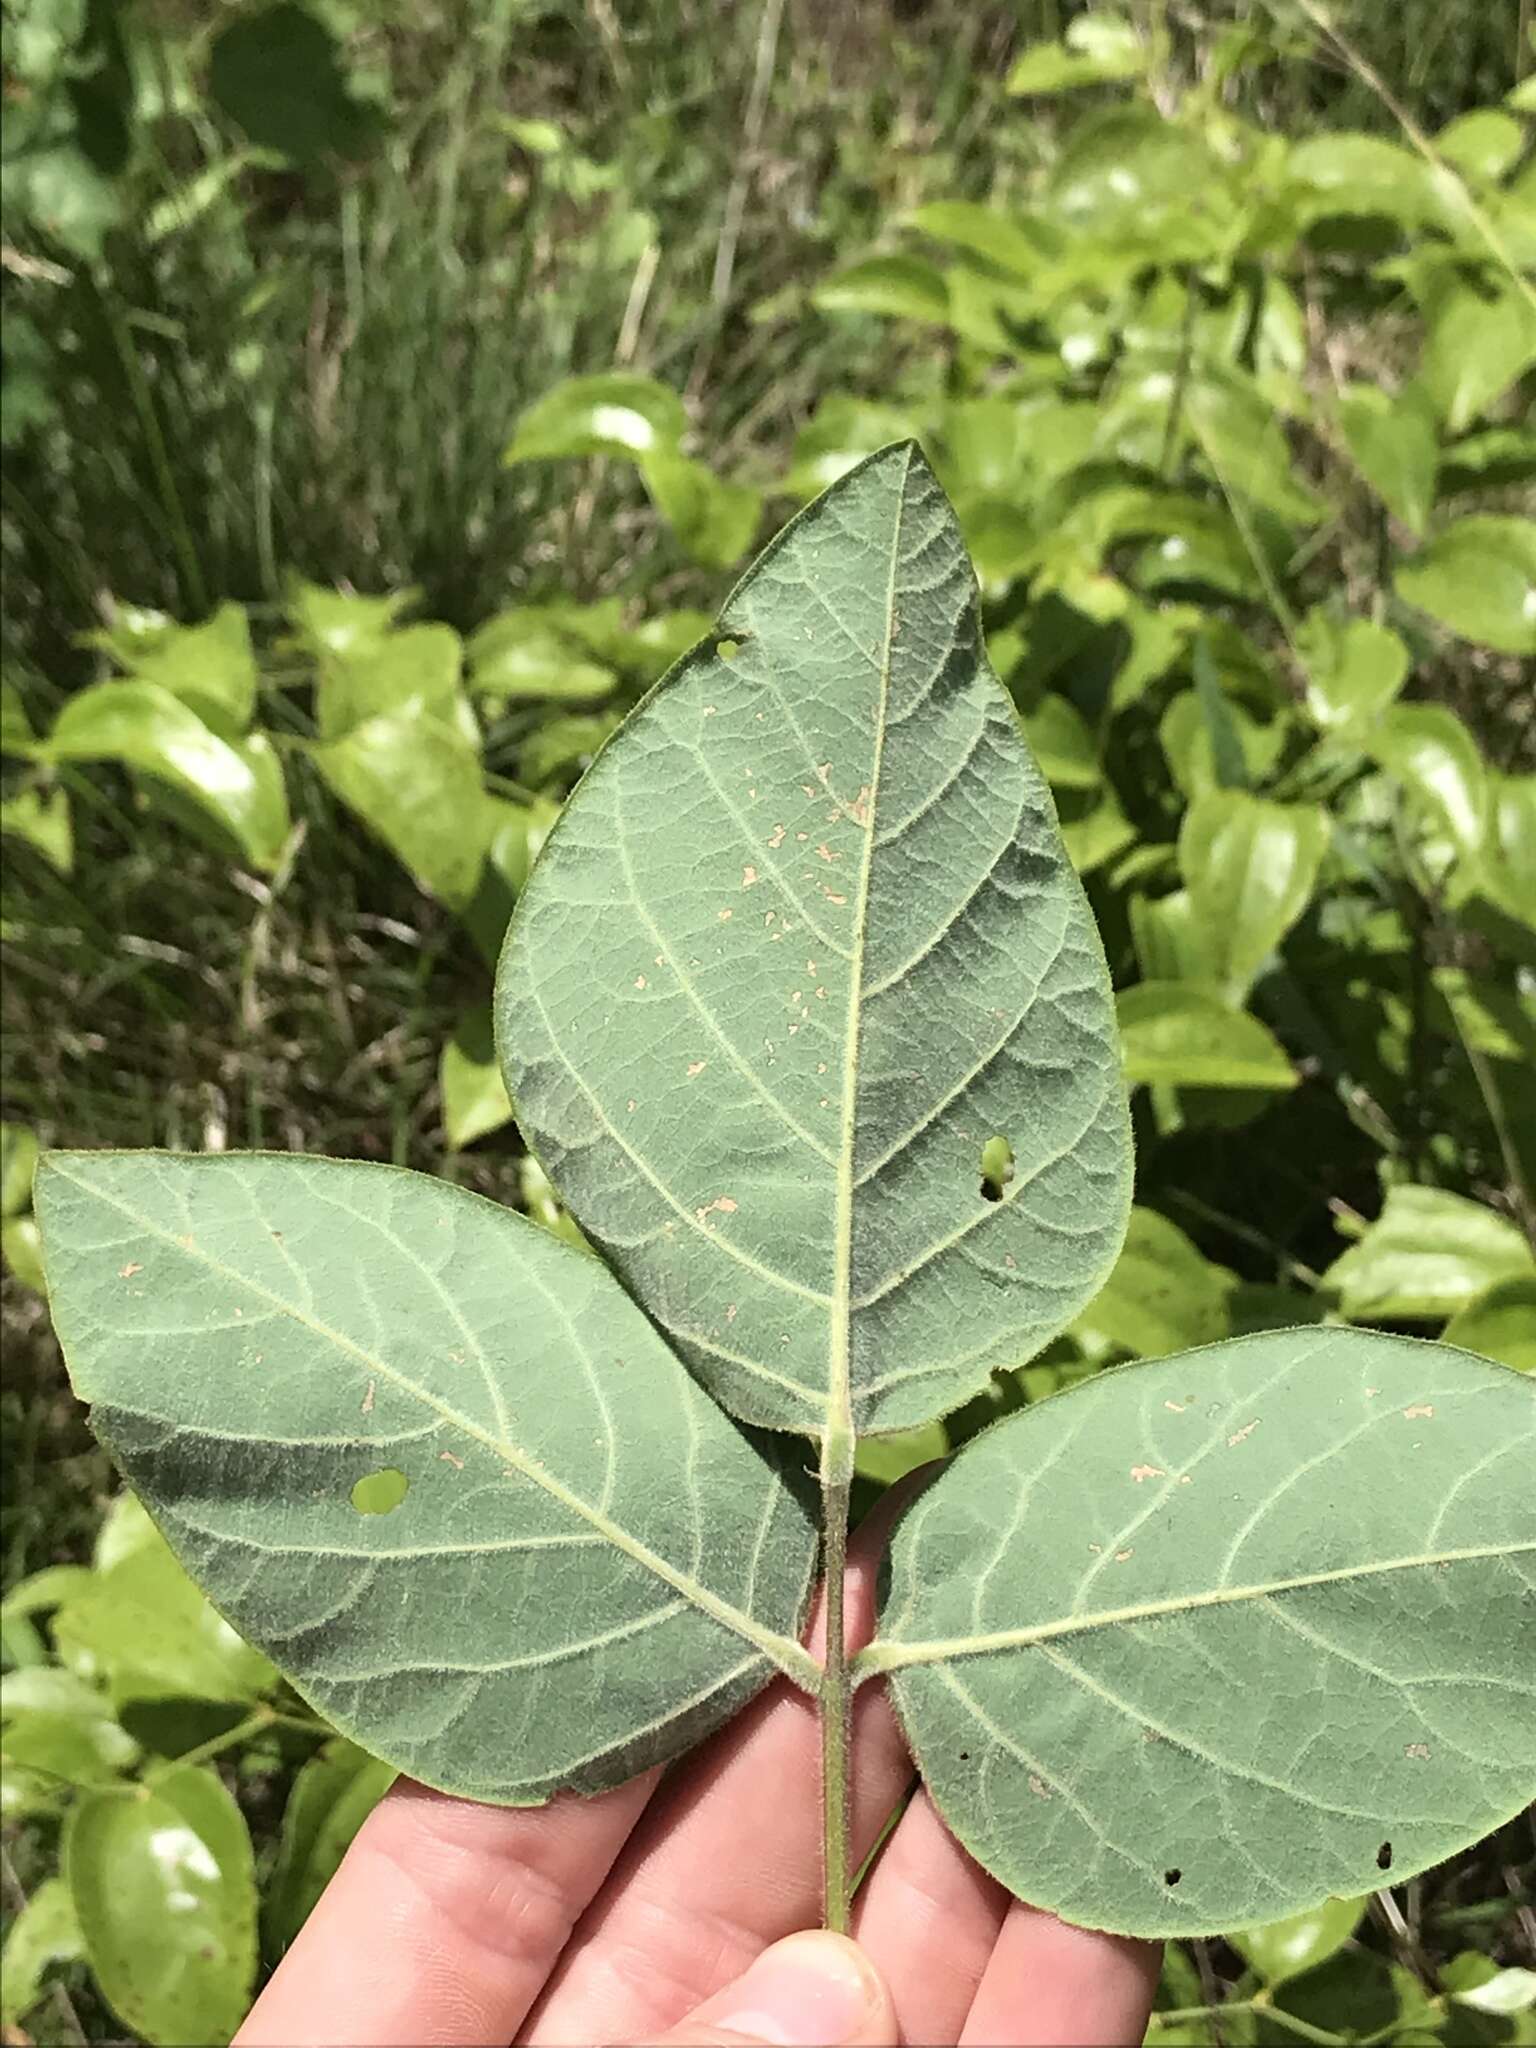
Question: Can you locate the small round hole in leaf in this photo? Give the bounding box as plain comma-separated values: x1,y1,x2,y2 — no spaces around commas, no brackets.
715,636,741,662
1376,1840,1392,1871
979,1134,1014,1202
1164,1868,1182,1887
351,1467,409,1516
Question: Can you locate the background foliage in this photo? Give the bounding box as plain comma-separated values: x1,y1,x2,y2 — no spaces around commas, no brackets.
2,0,1533,2041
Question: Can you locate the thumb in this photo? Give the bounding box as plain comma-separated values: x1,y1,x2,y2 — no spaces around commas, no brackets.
645,1930,898,2046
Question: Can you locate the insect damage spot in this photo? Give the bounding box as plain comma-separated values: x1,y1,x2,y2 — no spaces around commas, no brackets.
1130,1464,1166,1484
1029,1774,1052,1800
742,865,759,888
695,1196,740,1224
1227,1420,1259,1448
715,636,741,661
1404,1743,1431,1761
118,1262,142,1279
979,1135,1014,1203
439,1450,464,1471
1164,1868,1182,1887
1376,1841,1393,1871
686,1061,707,1078
1403,1404,1434,1420
361,1379,376,1415
351,1468,409,1516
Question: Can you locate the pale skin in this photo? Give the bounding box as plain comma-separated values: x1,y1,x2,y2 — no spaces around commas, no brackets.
237,1493,1160,2048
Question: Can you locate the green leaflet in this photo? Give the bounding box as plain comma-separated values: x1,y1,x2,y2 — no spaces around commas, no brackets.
864,1327,1536,1937
35,1152,818,1801
499,443,1131,1437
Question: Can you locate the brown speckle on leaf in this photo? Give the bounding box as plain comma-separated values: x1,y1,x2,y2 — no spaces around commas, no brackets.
687,1061,707,1078
440,1450,465,1470
1405,1743,1431,1760
1028,1775,1052,1800
726,1303,738,1323
767,824,786,850
1164,1399,1187,1413
851,786,871,826
742,865,759,888
1403,1404,1435,1420
362,1380,376,1414
1114,1548,1134,1562
695,1196,740,1224
824,890,848,906
719,909,734,922
118,1261,143,1279
1227,1420,1259,1447
1130,1464,1166,1483
634,975,647,989
816,844,838,863
626,1099,637,1114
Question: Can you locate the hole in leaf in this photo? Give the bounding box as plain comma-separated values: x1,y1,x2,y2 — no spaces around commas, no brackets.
351,1468,409,1516
1164,1868,1182,1887
715,636,742,662
1376,1841,1392,1871
979,1133,1014,1202
958,1751,970,1762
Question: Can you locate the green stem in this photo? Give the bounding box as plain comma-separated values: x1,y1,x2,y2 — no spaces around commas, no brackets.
97,285,208,616
142,1707,272,1780
819,1421,856,1933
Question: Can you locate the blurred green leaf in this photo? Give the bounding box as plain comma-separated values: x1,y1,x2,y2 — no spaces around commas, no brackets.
94,1488,161,1572
1481,772,1536,928
1435,110,1525,183
2,1122,40,1218
1073,1206,1237,1358
853,1418,949,1488
439,1003,514,1149
46,682,290,870
1447,1963,1536,2017
1418,275,1536,434
641,448,761,567
1299,613,1410,729
90,603,259,733
1049,107,1228,255
1017,692,1100,788
66,1764,258,2046
209,2,380,165
516,709,620,789
1179,791,1330,996
1396,517,1536,653
504,373,687,463
1187,374,1323,524
1007,13,1148,94
906,202,1049,277
4,1213,48,1291
313,711,489,910
1117,983,1296,1092
0,784,74,872
786,398,932,498
52,1532,277,1705
1336,382,1438,535
1442,1276,1536,1373
1288,133,1442,227
0,1877,84,2029
1323,1185,1536,1322
262,1738,395,1962
468,611,616,705
315,622,469,742
0,1707,138,1788
1230,1896,1368,1986
815,255,950,322
285,582,417,659
1370,703,1488,871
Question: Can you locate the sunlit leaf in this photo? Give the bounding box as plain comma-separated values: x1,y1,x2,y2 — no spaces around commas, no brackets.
641,449,762,568
1396,517,1536,654
0,1877,83,2029
90,602,259,733
1178,791,1330,997
1417,275,1536,436
1336,383,1437,535
815,255,950,323
1323,1185,1535,1322
504,373,687,463
209,1,379,164
1443,1276,1536,1374
468,610,617,705
45,682,290,871
36,1152,819,1800
314,622,470,742
1117,983,1295,1093
313,709,489,909
1072,1206,1236,1358
0,784,74,872
440,1003,514,1149
65,1763,258,2045
500,445,1132,1436
1007,14,1148,94
868,1328,1536,1935
1369,703,1488,869
1231,1896,1368,1985
1299,613,1409,729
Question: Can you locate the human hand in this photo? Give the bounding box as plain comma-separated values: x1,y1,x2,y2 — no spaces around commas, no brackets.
236,1501,1160,2047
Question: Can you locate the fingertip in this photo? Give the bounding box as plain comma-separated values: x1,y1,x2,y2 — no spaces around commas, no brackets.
650,1930,898,2046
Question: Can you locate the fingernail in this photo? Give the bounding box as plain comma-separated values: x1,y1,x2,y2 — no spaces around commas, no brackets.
711,1932,881,2045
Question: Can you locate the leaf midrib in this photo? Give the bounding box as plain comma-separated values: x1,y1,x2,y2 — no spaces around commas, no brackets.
54,1163,821,1691
853,1538,1536,1682
828,443,910,1443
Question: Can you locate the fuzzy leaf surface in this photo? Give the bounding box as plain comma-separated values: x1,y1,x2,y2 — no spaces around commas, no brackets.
499,443,1131,1436
36,1153,817,1802
867,1327,1536,1936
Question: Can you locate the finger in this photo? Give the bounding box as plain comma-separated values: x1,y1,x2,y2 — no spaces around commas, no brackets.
959,1901,1161,2048
525,1486,919,2045
640,1932,897,2048
852,1787,1010,2041
236,1771,657,2048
